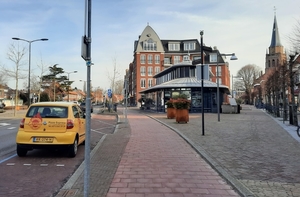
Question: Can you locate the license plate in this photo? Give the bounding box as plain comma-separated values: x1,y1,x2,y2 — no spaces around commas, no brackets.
33,137,54,143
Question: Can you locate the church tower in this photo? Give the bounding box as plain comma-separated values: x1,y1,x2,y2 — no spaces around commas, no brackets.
265,10,286,72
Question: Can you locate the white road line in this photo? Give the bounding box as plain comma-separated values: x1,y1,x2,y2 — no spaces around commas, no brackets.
0,123,11,126
6,163,15,166
91,129,109,135
56,164,65,167
23,164,31,166
40,164,48,166
7,127,16,129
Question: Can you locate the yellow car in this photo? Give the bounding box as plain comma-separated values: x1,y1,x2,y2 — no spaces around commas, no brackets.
16,102,86,157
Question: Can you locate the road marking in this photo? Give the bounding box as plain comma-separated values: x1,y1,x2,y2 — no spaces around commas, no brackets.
56,164,65,167
23,164,31,166
7,127,16,129
0,154,17,164
0,123,10,126
40,164,48,166
6,163,15,166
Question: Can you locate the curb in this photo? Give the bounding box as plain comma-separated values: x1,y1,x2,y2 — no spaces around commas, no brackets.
148,115,255,197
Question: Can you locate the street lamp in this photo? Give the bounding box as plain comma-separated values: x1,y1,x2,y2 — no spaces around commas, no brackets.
215,53,238,122
12,37,48,107
65,71,77,102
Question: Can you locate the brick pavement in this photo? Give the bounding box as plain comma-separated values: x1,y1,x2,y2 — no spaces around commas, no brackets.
56,105,300,197
106,110,240,197
147,105,300,197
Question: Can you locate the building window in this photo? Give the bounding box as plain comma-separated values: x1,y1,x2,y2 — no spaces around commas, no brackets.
210,53,217,63
218,78,222,85
141,78,146,88
155,55,160,64
148,79,153,87
140,55,145,64
164,57,171,64
143,39,157,51
168,43,180,51
148,66,153,76
217,67,222,77
184,42,195,51
174,56,180,64
183,55,190,62
148,55,153,64
140,66,146,76
155,66,160,75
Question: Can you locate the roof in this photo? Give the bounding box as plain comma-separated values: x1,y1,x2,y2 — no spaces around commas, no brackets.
31,102,76,107
270,15,282,47
140,77,230,94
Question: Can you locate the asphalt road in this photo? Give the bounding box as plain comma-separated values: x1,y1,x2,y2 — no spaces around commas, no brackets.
0,111,118,197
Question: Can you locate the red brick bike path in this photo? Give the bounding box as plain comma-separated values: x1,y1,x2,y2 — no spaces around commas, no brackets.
106,111,240,197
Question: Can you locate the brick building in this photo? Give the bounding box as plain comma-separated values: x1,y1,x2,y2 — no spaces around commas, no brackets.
125,25,234,111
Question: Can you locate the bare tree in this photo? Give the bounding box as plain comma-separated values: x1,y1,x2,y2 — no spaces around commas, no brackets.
237,64,262,104
288,18,300,53
107,57,122,94
114,79,124,95
3,43,27,115
0,63,8,85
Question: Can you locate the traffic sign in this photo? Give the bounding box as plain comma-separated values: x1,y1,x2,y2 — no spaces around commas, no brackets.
107,89,112,98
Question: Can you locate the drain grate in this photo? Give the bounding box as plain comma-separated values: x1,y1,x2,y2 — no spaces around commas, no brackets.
56,189,78,197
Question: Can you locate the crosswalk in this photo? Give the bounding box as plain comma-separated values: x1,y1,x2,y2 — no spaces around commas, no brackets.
0,122,15,130
0,123,10,126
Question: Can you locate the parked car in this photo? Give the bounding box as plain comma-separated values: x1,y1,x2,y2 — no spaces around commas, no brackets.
80,102,93,113
16,102,86,157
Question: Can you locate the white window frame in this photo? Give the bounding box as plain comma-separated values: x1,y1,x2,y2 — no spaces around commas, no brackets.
174,56,180,64
210,53,218,63
148,66,153,76
140,66,146,76
217,78,222,85
184,42,195,51
155,55,160,64
168,43,180,51
141,78,146,88
140,55,146,64
155,66,160,75
217,67,222,77
148,55,153,64
148,78,153,87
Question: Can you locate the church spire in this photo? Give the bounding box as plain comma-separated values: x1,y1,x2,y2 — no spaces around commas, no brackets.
270,6,282,47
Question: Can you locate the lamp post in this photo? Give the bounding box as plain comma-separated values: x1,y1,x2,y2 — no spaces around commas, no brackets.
216,53,238,122
12,37,48,107
65,71,77,102
200,30,204,136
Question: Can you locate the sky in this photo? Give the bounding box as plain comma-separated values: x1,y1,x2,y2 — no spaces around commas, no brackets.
0,0,299,92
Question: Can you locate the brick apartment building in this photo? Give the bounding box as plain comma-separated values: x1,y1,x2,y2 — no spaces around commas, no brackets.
125,25,233,108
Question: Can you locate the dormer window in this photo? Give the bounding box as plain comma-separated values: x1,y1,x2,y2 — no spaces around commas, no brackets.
168,43,180,51
143,38,157,51
184,42,195,51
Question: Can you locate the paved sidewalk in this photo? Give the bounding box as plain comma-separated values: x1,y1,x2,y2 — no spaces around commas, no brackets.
106,110,240,197
0,109,26,119
55,105,300,197
147,105,300,197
